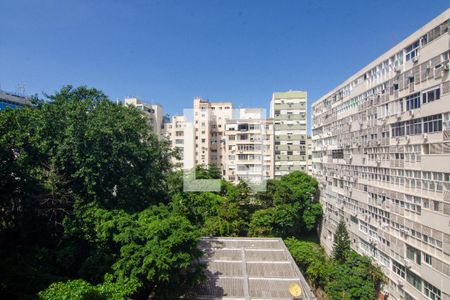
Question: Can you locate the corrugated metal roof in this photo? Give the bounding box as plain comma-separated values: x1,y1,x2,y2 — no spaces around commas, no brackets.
184,237,315,300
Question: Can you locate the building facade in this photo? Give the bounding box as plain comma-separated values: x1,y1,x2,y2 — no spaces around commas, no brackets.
270,91,308,177
192,98,233,167
124,97,164,137
222,108,274,185
0,90,31,110
312,10,450,300
163,115,195,169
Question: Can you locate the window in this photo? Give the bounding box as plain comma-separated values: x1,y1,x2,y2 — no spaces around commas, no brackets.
405,292,415,300
422,87,441,104
423,114,442,133
405,119,422,135
332,149,344,159
406,270,422,291
424,281,441,300
406,245,421,264
392,260,405,278
406,92,420,111
405,40,420,61
424,253,432,265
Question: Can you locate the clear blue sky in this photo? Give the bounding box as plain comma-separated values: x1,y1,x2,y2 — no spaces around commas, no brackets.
1,0,448,132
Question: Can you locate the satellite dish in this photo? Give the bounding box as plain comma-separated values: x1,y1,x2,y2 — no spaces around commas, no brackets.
288,282,302,298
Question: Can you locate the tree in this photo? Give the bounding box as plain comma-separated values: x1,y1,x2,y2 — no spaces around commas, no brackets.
0,86,182,299
332,219,351,263
325,252,384,300
254,171,322,236
285,238,330,288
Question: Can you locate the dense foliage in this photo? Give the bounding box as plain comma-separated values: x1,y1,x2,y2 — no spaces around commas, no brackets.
0,86,200,299
286,230,385,300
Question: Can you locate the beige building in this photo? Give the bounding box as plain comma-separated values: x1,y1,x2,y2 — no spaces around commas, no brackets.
312,10,450,300
124,97,164,137
223,108,274,185
270,91,308,177
193,97,233,167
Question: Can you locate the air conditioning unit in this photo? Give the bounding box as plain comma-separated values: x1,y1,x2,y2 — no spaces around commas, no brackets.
398,280,404,288
404,260,412,269
409,110,414,117
444,62,450,71
395,66,401,73
423,133,428,140
412,56,419,63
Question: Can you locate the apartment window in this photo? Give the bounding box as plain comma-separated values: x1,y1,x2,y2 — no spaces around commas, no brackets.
331,149,344,159
405,119,422,135
422,87,441,104
405,292,415,300
423,114,442,133
424,281,441,300
406,245,421,265
392,121,406,137
406,92,420,111
406,270,422,291
405,40,420,61
392,260,406,278
424,253,432,265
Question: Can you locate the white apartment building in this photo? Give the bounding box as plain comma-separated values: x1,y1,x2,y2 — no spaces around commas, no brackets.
193,97,233,167
223,108,274,185
163,115,195,169
124,97,164,137
312,10,450,300
270,91,308,177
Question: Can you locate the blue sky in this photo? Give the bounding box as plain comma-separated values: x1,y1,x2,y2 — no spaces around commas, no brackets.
0,0,448,132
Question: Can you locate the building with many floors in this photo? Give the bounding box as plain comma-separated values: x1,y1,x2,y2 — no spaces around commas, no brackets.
124,97,165,138
222,108,274,185
164,93,310,184
192,97,233,167
312,10,450,300
270,91,308,177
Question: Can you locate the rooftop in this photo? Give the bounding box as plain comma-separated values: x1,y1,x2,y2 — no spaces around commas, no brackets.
184,237,315,300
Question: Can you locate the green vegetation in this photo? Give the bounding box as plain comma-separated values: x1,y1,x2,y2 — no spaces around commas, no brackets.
286,222,385,300
333,218,351,263
0,85,382,299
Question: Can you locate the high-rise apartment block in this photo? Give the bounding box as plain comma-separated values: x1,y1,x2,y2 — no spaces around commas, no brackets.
270,91,308,177
312,10,450,300
124,97,165,137
223,108,274,185
192,98,233,167
164,115,195,169
163,93,309,184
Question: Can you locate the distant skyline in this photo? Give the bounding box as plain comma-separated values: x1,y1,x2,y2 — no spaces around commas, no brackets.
1,0,449,133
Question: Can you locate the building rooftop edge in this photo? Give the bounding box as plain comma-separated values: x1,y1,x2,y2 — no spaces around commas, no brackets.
312,8,450,108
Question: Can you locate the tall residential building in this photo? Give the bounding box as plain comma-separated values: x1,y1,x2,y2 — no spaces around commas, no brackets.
0,90,31,110
192,98,233,167
124,97,164,137
223,108,274,185
163,115,195,169
312,10,450,300
270,91,308,177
